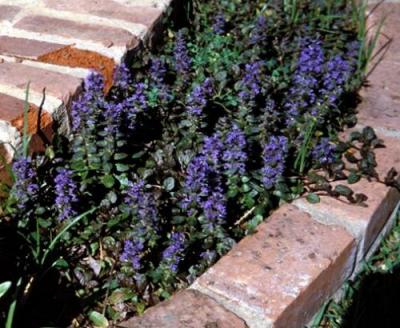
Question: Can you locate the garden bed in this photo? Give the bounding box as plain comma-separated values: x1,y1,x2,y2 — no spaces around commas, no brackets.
1,0,399,327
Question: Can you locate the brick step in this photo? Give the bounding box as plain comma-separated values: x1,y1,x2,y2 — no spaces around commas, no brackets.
0,0,173,180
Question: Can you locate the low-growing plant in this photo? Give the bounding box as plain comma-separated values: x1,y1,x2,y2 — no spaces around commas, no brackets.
0,0,395,326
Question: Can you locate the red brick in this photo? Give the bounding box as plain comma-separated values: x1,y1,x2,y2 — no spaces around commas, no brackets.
356,60,400,134
0,93,53,152
300,132,400,260
0,5,21,22
43,0,162,27
14,15,139,48
120,290,248,328
0,61,82,102
367,3,400,62
0,36,68,60
192,205,356,328
357,3,400,133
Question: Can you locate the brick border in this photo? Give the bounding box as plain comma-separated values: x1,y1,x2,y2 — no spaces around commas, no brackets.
119,3,400,327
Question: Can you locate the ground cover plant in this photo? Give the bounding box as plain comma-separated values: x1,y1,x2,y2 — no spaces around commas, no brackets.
0,0,395,326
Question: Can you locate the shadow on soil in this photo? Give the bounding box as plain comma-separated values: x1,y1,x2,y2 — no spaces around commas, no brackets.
341,266,400,328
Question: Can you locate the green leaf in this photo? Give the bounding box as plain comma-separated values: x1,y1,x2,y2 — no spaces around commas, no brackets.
306,193,320,204
89,311,109,328
101,175,115,188
347,171,360,184
116,163,130,172
0,281,11,299
334,185,353,197
51,258,69,269
40,207,97,266
114,153,128,161
163,177,175,191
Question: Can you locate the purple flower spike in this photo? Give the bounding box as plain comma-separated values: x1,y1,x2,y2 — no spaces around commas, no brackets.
262,136,289,189
312,138,336,165
187,78,214,117
124,180,159,231
250,16,267,44
120,239,144,270
12,156,39,209
54,168,78,221
71,72,105,132
113,63,131,89
223,124,247,174
239,61,264,101
174,31,191,76
162,232,185,272
213,13,226,34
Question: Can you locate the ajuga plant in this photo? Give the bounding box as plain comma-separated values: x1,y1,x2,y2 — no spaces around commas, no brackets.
0,0,395,326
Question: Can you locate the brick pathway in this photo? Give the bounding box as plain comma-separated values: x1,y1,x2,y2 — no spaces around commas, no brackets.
0,0,171,173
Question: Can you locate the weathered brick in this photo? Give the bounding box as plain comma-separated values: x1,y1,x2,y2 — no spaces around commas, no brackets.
0,5,21,22
0,93,53,153
43,0,163,27
14,15,139,48
120,290,248,328
0,36,68,60
357,3,400,134
0,61,82,103
295,132,400,261
356,60,400,135
191,205,356,328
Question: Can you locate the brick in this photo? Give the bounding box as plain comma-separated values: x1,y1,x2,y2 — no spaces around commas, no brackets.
295,132,400,261
0,93,53,153
14,15,139,48
120,290,248,328
295,181,399,260
356,60,400,135
0,61,82,103
191,205,356,328
43,0,163,28
0,5,21,22
367,2,400,62
357,3,400,134
0,36,68,60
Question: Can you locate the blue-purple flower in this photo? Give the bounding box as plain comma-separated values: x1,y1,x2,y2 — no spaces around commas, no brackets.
113,63,131,90
223,124,247,174
124,180,159,231
312,138,336,165
262,136,289,189
181,133,227,228
162,232,185,272
203,132,224,165
120,239,144,270
54,168,78,221
11,156,39,209
321,54,352,106
250,15,267,44
213,13,226,34
284,39,325,124
123,82,147,130
174,31,191,76
71,72,105,132
239,61,264,101
187,78,214,117
150,58,167,85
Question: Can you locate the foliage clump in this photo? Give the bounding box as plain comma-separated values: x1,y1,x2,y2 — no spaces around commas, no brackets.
0,0,394,326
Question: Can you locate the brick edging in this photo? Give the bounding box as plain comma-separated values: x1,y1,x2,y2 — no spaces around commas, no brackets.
120,3,400,327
